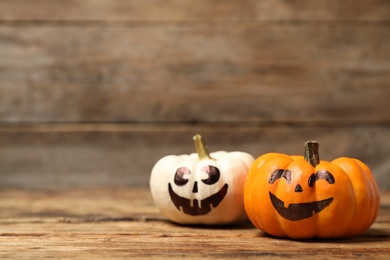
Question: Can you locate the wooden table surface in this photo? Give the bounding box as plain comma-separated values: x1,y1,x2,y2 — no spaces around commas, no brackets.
0,188,389,259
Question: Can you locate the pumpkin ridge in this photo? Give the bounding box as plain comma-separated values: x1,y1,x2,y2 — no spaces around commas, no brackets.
352,159,380,228
332,158,380,237
261,156,295,236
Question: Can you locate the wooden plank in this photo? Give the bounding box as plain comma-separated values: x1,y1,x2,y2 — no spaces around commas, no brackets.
0,124,389,190
0,0,390,22
0,24,389,124
0,188,389,259
0,188,158,221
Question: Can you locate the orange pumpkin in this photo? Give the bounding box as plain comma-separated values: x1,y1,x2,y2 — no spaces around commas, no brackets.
244,141,380,239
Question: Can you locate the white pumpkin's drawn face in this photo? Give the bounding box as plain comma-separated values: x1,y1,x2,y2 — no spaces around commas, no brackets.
168,165,228,216
150,149,255,225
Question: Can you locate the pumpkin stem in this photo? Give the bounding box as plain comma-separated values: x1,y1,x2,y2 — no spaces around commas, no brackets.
193,134,213,160
304,141,320,167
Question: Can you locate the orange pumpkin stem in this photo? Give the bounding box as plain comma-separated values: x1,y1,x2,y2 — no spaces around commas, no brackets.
193,134,213,160
304,141,320,167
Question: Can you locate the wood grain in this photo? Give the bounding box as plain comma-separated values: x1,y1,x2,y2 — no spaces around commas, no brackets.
0,124,389,190
0,188,389,259
0,24,389,124
0,0,390,22
0,1,389,191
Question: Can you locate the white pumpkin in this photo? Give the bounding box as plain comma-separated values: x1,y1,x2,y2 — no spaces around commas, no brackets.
150,134,254,225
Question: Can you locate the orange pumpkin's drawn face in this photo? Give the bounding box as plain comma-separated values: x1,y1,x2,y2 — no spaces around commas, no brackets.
244,142,380,239
168,165,228,216
268,168,335,221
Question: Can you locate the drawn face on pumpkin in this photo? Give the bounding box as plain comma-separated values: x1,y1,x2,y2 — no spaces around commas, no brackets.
168,165,228,216
268,169,335,221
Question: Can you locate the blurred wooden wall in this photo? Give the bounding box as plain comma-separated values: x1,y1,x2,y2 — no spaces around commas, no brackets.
0,0,389,190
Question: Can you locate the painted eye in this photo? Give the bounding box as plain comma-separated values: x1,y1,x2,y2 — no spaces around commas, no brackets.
316,170,335,184
281,170,292,184
269,169,284,184
308,173,316,187
201,165,220,185
307,171,335,188
269,169,291,184
174,167,190,186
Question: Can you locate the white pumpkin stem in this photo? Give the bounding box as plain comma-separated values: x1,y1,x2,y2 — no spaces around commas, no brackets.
193,134,213,160
304,141,320,167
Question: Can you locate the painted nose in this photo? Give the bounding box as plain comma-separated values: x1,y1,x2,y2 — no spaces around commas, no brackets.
295,184,303,193
192,181,198,193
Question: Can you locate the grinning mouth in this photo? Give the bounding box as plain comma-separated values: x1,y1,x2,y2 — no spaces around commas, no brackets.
168,183,228,216
269,192,333,221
